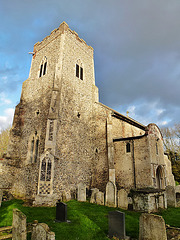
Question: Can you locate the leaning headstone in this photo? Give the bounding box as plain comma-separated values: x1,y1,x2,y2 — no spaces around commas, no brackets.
139,213,167,240
96,191,104,205
12,209,27,240
0,190,3,207
118,189,128,210
77,182,86,202
90,188,99,203
105,181,117,207
55,201,67,222
108,211,129,239
166,185,176,207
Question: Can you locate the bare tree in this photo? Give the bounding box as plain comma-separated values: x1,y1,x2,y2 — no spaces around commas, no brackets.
161,124,180,183
161,124,180,156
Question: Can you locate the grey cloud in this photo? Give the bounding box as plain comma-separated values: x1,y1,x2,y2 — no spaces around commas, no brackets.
1,0,180,127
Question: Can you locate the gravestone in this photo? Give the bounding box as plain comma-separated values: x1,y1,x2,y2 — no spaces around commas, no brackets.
108,211,129,239
105,181,117,207
0,190,3,207
118,189,128,210
90,188,99,203
139,213,167,240
47,231,55,240
12,209,27,240
77,182,86,202
96,191,104,205
166,185,176,207
31,221,55,240
55,201,67,222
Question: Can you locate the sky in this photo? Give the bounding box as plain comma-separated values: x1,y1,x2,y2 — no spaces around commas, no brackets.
0,0,180,132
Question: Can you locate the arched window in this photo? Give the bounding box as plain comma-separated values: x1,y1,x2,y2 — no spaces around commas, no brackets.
34,137,39,163
156,165,165,189
39,57,47,77
126,142,131,153
28,132,40,164
40,157,52,182
40,158,46,181
46,159,51,181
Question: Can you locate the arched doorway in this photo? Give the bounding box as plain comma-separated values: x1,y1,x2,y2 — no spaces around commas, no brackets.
156,165,165,189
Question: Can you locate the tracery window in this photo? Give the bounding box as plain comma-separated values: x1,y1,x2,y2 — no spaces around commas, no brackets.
40,158,46,181
40,157,52,182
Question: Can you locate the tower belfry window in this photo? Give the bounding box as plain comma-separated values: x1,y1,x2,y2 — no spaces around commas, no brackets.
76,64,79,78
39,64,43,78
43,62,47,75
80,67,83,80
76,62,83,80
39,57,47,77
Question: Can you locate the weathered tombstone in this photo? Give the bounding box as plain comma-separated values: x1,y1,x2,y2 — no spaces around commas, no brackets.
0,190,3,207
31,221,55,240
108,211,129,239
96,191,104,205
12,209,27,240
166,185,176,207
90,188,99,203
139,213,167,240
118,189,128,210
77,182,86,202
105,181,117,207
55,201,67,222
47,231,55,240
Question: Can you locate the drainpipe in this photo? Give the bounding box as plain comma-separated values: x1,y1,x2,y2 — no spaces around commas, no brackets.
132,140,136,188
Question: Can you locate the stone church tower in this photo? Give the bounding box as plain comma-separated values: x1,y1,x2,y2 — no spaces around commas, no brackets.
3,22,175,207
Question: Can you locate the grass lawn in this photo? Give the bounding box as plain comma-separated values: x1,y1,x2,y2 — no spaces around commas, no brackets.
0,199,179,240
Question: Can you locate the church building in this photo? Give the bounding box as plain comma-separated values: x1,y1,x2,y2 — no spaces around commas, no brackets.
1,22,175,210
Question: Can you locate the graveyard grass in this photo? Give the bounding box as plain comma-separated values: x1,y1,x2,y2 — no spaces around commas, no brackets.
0,200,180,240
